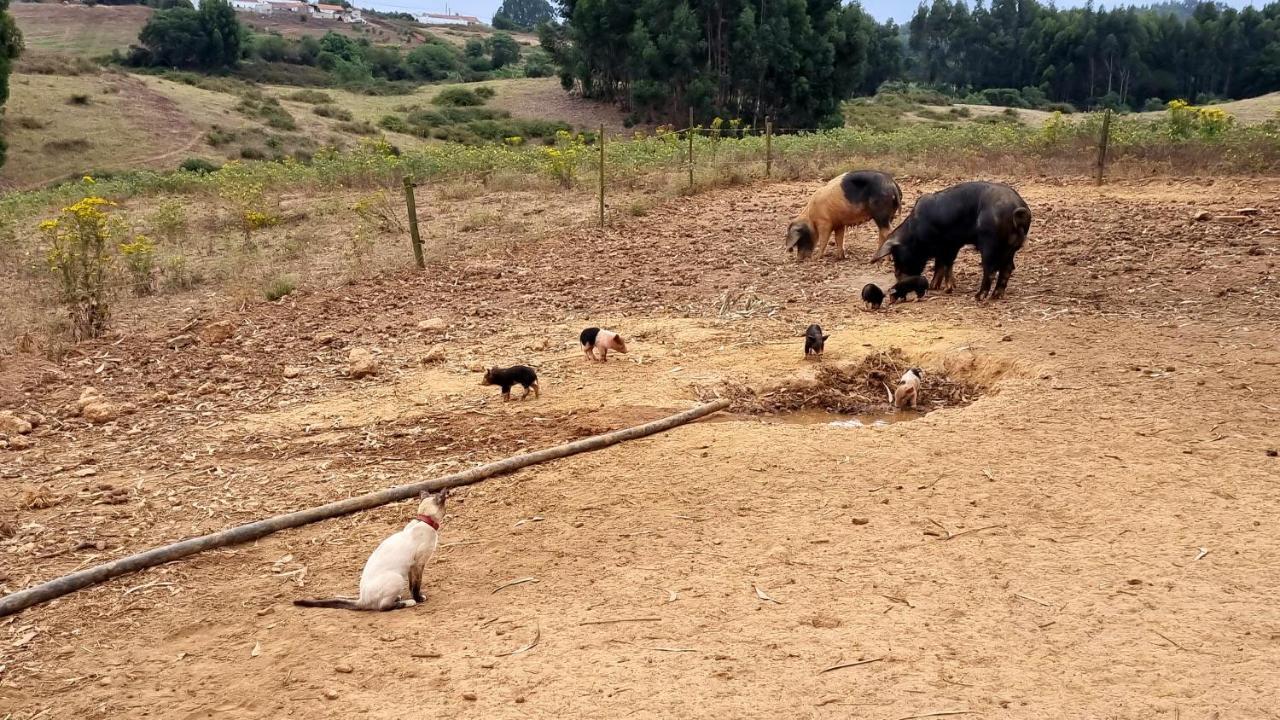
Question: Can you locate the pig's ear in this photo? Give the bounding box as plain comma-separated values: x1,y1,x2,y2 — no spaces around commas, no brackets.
822,335,829,342
784,223,803,249
870,237,898,262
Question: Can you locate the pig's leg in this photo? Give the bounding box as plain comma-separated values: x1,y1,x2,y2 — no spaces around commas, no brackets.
599,347,608,362
813,223,832,261
992,257,1016,300
976,254,998,300
502,388,512,402
583,345,596,362
833,226,847,260
532,381,540,399
520,385,531,400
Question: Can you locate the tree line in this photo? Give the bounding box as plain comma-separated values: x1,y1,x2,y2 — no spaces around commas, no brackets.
541,0,1280,127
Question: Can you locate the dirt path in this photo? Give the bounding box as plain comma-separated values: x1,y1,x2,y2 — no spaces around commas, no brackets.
0,176,1277,719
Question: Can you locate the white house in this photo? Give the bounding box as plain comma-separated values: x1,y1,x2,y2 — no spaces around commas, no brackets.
416,12,480,26
228,0,270,13
343,7,364,22
265,0,307,13
312,2,342,19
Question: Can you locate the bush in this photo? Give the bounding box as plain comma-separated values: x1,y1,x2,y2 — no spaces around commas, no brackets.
379,114,412,134
263,275,297,301
67,94,91,106
287,89,334,104
1044,102,1077,114
474,86,496,100
206,126,237,147
433,86,486,107
15,116,48,129
336,120,378,135
40,197,120,340
979,88,1029,108
406,43,462,81
44,139,93,153
240,146,267,160
119,234,157,296
179,157,221,173
1142,97,1166,112
313,104,354,121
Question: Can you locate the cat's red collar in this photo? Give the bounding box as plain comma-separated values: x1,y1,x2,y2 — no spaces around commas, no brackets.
415,514,440,531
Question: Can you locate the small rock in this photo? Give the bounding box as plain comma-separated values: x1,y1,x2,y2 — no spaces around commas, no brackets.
417,318,448,335
850,517,869,525
764,544,790,564
150,391,171,404
316,331,338,346
20,412,46,429
195,382,217,397
1127,578,1143,585
81,401,120,424
515,696,526,704
77,387,103,411
323,689,339,700
1267,449,1277,458
7,435,34,451
200,320,235,345
529,337,550,351
808,613,843,629
166,334,197,350
421,345,446,364
334,664,353,674
462,692,477,702
0,411,33,435
1192,210,1212,222
1001,334,1013,342
1237,207,1261,216
348,348,379,379
283,366,302,379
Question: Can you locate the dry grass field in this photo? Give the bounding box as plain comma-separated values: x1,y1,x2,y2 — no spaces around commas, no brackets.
0,171,1277,719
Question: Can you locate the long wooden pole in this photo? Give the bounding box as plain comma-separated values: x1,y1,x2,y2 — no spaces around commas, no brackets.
687,107,695,192
765,116,773,178
598,123,606,228
403,175,425,269
1095,109,1112,186
0,399,730,618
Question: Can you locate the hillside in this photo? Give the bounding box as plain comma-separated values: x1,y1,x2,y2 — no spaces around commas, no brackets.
0,72,626,190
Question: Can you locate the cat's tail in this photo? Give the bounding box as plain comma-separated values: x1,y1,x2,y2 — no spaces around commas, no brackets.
293,597,364,610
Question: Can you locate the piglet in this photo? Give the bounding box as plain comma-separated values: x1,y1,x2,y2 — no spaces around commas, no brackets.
580,327,628,362
804,324,828,356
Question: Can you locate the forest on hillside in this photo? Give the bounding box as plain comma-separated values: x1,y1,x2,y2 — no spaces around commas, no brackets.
541,0,1280,127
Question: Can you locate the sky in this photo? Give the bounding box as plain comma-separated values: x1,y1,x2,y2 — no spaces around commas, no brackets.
362,0,1264,25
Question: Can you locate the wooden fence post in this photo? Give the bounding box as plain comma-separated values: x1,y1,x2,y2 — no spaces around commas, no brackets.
402,175,424,269
598,123,606,228
1095,108,1112,186
687,107,695,192
765,116,773,178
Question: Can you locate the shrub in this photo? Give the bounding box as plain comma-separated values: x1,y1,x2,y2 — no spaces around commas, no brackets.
287,89,334,104
336,120,377,135
15,116,48,130
67,94,91,106
1044,102,1077,114
150,199,190,245
263,275,297,301
474,85,496,100
179,157,221,173
41,197,121,340
206,126,237,147
378,114,411,134
119,234,157,296
240,146,267,160
161,254,203,292
44,139,93,154
1142,97,1166,112
979,88,1029,108
433,86,486,107
313,104,354,121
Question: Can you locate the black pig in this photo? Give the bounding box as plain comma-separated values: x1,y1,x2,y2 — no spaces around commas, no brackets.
871,181,1031,301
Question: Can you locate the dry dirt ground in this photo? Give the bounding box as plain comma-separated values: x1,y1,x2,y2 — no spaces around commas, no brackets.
1,175,1278,719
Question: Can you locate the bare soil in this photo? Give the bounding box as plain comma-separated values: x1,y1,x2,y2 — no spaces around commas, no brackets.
1,175,1278,719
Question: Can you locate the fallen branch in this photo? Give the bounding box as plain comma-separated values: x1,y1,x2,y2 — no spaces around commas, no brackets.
0,399,731,618
579,617,662,626
942,524,1006,541
896,711,975,720
819,656,884,673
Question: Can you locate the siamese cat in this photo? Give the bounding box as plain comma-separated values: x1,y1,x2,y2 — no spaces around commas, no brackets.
294,489,447,611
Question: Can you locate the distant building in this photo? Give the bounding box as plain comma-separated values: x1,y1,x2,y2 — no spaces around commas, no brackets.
228,0,271,12
416,12,481,26
344,7,364,22
309,2,340,18
265,0,307,13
